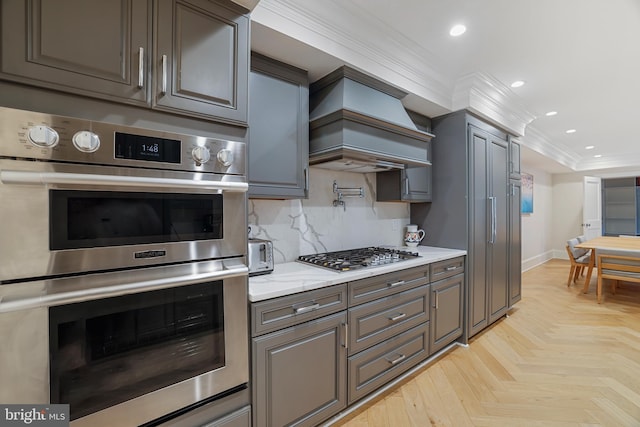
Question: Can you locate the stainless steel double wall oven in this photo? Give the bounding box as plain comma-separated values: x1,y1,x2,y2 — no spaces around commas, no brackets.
0,107,249,426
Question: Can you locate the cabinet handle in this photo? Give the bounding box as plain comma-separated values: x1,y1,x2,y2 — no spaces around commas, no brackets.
404,177,409,195
388,280,405,288
434,291,439,309
388,312,406,322
304,167,309,191
161,54,168,95
445,265,458,272
343,322,349,349
138,47,144,89
386,353,406,365
294,303,320,315
489,196,497,244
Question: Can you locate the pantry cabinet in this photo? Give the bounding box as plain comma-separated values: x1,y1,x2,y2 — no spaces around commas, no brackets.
0,0,249,125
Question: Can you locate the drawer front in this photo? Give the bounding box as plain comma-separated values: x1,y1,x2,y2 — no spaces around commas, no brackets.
348,322,429,404
252,284,348,336
349,265,429,306
430,257,465,282
348,285,430,355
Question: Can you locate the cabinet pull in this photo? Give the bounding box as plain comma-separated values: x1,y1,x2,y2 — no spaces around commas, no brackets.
138,47,144,89
388,312,406,322
404,177,409,195
445,265,458,272
489,196,497,244
386,353,406,365
434,291,439,309
304,167,309,191
343,322,348,349
294,303,320,315
161,54,168,95
388,280,405,288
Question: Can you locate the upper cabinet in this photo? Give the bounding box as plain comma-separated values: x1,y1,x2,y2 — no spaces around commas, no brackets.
0,0,249,126
248,53,309,199
509,138,521,179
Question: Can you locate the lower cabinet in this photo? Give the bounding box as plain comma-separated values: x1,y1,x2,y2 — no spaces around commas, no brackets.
250,257,465,426
252,311,347,427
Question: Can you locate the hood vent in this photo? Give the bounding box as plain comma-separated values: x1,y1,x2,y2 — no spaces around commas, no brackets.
309,66,434,173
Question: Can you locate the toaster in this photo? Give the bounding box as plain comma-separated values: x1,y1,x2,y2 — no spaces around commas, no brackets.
248,239,274,276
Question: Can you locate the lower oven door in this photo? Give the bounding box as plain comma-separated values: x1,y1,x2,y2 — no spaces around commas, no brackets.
0,258,248,427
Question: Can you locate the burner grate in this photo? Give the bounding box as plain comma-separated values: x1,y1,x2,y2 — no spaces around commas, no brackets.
297,247,419,272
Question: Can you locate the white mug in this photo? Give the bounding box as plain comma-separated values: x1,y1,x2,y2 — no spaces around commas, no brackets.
404,224,425,246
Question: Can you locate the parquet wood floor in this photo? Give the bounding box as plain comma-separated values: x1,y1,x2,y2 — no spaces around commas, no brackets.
331,259,640,426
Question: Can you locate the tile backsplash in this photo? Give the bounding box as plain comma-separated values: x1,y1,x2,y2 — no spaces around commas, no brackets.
249,168,410,263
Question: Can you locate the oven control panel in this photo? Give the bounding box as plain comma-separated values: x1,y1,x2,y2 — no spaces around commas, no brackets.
0,106,246,176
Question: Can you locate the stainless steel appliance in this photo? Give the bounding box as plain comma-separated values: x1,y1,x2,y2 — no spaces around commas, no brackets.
0,107,249,426
297,247,420,271
248,238,274,276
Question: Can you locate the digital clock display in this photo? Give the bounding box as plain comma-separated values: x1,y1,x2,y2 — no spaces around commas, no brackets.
115,132,181,164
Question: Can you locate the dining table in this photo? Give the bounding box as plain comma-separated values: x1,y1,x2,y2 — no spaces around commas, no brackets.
575,235,640,294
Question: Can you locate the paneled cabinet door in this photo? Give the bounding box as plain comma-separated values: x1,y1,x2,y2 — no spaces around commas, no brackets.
510,140,521,179
154,0,249,124
248,53,309,199
509,180,522,306
430,273,463,354
0,0,150,105
252,312,347,427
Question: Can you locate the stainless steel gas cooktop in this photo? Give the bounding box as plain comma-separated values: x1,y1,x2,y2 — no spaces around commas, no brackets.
297,247,420,272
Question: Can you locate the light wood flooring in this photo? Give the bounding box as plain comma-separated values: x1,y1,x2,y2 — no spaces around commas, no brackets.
331,259,640,426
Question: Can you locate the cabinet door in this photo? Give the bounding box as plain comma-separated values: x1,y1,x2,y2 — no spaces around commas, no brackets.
488,136,509,324
468,126,489,337
1,0,150,104
154,0,249,124
509,180,522,306
376,143,432,203
248,54,309,199
430,273,463,354
252,312,347,427
510,140,521,179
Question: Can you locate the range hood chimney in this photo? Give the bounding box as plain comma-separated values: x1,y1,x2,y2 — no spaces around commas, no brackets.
309,66,433,173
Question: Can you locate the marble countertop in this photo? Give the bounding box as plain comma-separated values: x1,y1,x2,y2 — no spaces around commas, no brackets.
249,246,466,302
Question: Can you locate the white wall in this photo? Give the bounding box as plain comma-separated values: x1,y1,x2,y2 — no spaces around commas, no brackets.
249,168,410,263
551,173,586,259
521,166,555,271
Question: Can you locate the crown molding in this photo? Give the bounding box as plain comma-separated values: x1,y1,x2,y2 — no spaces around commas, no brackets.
574,152,640,172
452,72,537,137
521,125,579,170
251,0,453,108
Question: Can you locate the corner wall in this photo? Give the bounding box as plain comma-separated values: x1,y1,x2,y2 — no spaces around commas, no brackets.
521,167,555,271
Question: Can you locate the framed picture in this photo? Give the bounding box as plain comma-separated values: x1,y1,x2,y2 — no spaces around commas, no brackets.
521,173,533,214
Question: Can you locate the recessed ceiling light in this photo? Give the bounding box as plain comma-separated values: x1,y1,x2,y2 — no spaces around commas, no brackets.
510,80,525,88
449,24,466,37
585,145,595,150
566,129,577,134
594,154,602,158
545,111,558,116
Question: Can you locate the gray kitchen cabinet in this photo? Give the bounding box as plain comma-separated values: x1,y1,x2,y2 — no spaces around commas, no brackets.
154,0,249,124
252,310,347,427
510,139,521,179
248,53,309,198
509,180,522,306
1,0,150,105
430,271,464,354
411,111,514,340
0,0,249,125
602,177,639,236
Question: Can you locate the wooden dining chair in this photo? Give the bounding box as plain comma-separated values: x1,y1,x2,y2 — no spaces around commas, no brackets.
566,238,591,287
596,250,640,303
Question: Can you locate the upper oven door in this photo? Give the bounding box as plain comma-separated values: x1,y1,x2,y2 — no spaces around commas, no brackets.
0,159,247,282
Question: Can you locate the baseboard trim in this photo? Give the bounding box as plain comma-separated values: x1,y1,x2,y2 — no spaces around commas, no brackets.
522,250,556,272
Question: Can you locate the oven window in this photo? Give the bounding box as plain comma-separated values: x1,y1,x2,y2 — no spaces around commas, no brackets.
49,190,223,250
49,281,225,421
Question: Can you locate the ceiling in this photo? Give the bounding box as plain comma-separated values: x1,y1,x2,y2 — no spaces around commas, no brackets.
248,0,640,176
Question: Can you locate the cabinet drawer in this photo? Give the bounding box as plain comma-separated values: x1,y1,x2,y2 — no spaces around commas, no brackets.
348,322,429,404
252,284,347,336
348,285,430,355
349,265,429,306
430,257,465,282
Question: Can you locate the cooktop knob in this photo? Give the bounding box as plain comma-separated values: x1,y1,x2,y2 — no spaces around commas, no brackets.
72,130,100,153
216,148,234,167
192,146,211,165
27,125,59,148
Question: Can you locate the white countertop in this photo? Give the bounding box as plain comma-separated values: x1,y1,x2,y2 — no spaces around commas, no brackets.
249,246,466,302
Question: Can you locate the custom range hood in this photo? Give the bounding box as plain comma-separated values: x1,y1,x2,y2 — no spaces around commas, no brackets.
309,66,434,172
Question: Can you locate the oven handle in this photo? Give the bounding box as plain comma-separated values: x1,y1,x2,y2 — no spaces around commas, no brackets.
0,264,248,313
0,170,248,192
